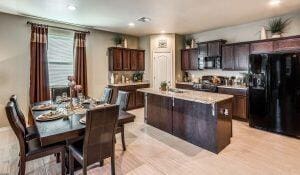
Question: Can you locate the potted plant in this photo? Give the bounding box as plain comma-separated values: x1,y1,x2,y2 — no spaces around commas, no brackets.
184,37,193,49
266,18,291,38
160,81,168,91
112,34,125,47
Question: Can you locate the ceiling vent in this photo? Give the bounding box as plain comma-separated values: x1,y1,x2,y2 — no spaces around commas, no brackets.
136,17,151,23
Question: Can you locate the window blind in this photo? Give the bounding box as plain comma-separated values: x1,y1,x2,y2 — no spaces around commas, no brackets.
48,34,74,87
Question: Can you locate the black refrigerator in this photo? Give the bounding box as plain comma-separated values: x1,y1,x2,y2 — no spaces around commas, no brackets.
249,53,300,138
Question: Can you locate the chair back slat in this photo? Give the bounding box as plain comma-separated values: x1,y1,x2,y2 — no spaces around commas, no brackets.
116,91,129,111
10,95,26,128
83,105,119,165
100,87,113,104
5,102,26,155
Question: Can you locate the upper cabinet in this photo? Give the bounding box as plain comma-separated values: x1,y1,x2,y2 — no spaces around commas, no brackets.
250,41,273,54
208,41,222,57
222,43,250,71
181,48,198,70
109,47,145,71
234,44,250,70
273,38,300,51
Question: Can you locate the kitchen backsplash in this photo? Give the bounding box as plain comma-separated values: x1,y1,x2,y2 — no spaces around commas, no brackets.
180,69,247,82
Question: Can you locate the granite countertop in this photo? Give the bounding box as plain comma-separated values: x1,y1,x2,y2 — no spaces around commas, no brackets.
108,82,150,87
176,81,194,85
138,88,233,104
218,85,248,90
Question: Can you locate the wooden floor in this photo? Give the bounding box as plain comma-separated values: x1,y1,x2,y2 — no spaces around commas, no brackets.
1,108,300,175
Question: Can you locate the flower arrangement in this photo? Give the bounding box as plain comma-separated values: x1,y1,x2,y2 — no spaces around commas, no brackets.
67,76,82,97
160,81,168,91
112,34,125,47
266,18,291,38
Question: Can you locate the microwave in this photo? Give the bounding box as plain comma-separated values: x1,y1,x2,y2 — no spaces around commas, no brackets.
201,57,221,69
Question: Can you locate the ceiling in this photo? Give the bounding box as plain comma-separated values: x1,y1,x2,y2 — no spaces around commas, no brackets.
0,0,299,36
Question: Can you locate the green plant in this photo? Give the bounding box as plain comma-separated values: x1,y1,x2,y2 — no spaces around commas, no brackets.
160,81,168,90
267,18,291,34
112,34,125,45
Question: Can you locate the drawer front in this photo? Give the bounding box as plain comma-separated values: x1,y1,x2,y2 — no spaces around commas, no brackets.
176,83,194,90
218,87,247,96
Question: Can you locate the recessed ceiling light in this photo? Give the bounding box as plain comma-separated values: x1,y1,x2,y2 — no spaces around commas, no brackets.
67,5,76,10
128,22,135,27
269,0,281,6
136,17,151,23
160,30,165,33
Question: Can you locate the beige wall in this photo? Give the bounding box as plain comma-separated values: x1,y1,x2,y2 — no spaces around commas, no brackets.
0,12,138,128
184,12,300,80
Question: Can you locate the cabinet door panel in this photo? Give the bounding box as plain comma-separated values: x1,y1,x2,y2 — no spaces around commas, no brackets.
181,50,190,70
208,42,221,57
135,91,144,107
233,95,247,119
122,49,131,70
234,44,250,70
130,50,138,70
198,43,208,57
137,50,145,71
110,48,123,71
189,49,199,70
222,45,234,70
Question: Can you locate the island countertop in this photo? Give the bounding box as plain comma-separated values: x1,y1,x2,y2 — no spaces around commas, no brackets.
138,88,233,104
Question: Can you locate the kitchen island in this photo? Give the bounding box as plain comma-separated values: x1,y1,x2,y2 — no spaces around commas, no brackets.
138,88,234,153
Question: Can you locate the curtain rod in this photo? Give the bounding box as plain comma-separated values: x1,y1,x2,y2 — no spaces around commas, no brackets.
27,21,90,34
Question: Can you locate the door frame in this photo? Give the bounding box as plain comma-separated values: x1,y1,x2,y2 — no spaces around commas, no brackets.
152,51,173,90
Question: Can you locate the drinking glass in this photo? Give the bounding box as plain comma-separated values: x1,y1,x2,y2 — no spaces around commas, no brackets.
62,92,68,99
78,92,84,104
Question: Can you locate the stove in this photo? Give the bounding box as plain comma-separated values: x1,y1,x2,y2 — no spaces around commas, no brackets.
192,76,226,92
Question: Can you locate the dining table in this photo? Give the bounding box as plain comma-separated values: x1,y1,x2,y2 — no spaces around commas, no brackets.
30,100,135,147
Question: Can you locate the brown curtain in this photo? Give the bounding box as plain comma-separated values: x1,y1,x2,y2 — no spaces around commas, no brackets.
74,32,87,95
30,24,50,103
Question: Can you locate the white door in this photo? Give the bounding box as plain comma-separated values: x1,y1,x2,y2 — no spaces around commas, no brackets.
153,52,172,90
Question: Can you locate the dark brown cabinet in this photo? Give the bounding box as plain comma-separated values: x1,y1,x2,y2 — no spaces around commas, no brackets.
250,41,273,54
234,44,250,70
109,48,123,71
222,43,250,71
273,38,300,51
175,83,194,90
218,87,248,120
122,49,131,70
137,50,145,71
198,43,208,56
108,83,150,110
208,42,222,57
181,48,198,70
108,47,145,71
222,45,234,70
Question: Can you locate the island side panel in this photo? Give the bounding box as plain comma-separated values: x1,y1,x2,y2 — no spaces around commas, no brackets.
145,93,173,134
173,98,218,153
215,98,233,153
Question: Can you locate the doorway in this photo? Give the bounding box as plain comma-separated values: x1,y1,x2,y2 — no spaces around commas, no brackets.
153,52,173,90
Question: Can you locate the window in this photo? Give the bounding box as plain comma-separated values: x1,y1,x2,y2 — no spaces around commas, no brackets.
47,34,74,87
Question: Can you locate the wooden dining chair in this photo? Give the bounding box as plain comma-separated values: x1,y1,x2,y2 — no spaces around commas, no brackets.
115,91,129,111
68,105,119,175
115,91,129,151
10,95,38,141
100,87,113,104
5,102,66,175
51,86,70,100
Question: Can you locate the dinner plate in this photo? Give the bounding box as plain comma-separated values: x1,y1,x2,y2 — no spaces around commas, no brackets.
36,111,64,122
79,116,86,124
32,104,54,111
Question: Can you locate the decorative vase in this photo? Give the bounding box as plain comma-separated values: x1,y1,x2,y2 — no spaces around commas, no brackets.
124,38,128,48
272,33,281,38
191,39,195,48
260,27,267,40
185,45,190,49
116,44,123,47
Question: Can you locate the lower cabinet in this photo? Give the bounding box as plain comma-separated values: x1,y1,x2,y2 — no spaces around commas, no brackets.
218,87,248,120
175,83,194,90
108,83,150,110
